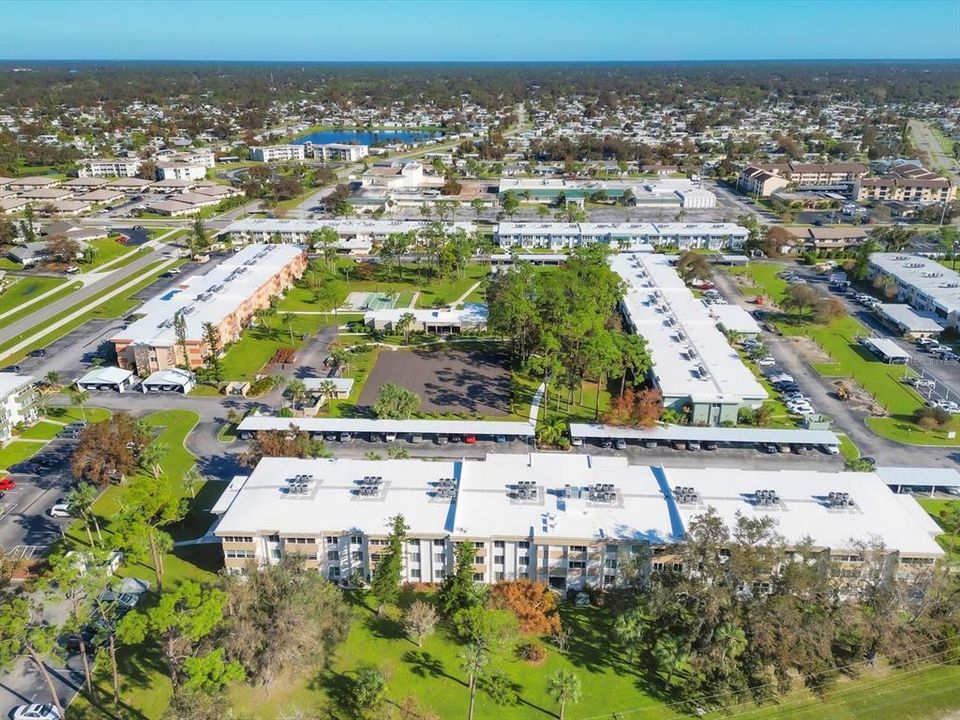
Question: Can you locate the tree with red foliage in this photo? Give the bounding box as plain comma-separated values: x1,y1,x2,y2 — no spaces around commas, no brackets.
490,580,562,635
602,387,663,428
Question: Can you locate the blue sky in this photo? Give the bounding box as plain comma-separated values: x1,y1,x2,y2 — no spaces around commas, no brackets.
2,0,958,61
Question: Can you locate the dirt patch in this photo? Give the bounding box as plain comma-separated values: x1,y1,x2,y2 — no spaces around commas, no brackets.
358,347,512,416
830,379,884,415
786,335,832,365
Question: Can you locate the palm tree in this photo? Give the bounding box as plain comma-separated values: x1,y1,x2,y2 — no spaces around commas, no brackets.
182,467,204,499
547,670,582,720
653,635,687,687
318,379,339,408
287,378,307,411
460,643,488,720
396,312,417,345
67,483,101,546
69,387,89,423
330,347,351,375
282,312,297,345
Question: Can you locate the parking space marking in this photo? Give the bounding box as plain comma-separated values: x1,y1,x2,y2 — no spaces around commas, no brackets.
0,502,17,518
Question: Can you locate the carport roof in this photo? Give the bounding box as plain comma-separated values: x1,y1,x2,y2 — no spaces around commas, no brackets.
236,416,535,437
569,423,840,446
76,366,134,386
875,466,960,489
142,368,195,387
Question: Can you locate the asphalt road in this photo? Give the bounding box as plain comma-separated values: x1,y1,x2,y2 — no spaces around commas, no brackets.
0,248,169,351
909,118,959,184
711,263,959,467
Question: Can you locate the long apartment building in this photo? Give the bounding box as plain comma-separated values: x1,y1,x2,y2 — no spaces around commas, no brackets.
77,157,143,178
854,164,955,204
867,253,960,329
211,454,944,589
250,144,307,162
309,142,369,162
743,161,868,186
221,218,477,253
111,244,307,373
495,222,749,251
0,372,37,445
612,252,767,424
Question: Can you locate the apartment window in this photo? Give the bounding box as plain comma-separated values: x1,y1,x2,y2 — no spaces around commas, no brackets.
285,537,313,544
494,571,505,581
327,551,339,561
433,539,445,547
494,555,505,565
474,556,484,565
494,540,505,548
369,539,389,546
269,548,281,560
351,552,363,561
518,541,530,549
410,569,421,579
519,572,530,580
225,550,254,559
568,561,586,569
605,559,617,569
672,562,683,572
606,544,618,554
222,536,253,543
474,542,485,549
519,556,531,566
408,553,421,563
434,569,446,579
267,534,280,543
328,567,340,579
325,536,339,545
570,545,587,553
350,535,363,544
652,562,665,572
603,575,616,585
433,552,445,563
473,573,485,581
370,553,382,562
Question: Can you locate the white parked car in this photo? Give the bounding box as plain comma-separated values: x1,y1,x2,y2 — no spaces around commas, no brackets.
12,705,63,720
756,357,777,367
48,500,71,518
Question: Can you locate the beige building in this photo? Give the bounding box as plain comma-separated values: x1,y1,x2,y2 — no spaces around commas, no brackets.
211,454,944,589
746,162,869,186
111,244,307,373
737,165,789,196
854,164,955,203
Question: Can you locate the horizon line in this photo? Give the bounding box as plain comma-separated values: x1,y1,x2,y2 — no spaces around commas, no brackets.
1,57,959,64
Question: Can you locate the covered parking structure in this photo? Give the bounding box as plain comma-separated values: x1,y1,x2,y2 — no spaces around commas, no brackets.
860,337,910,364
875,467,960,495
235,416,535,443
569,423,841,452
141,368,196,394
75,366,136,393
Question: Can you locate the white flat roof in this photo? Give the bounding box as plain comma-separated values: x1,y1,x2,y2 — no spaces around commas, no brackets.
875,303,945,332
111,244,303,347
869,253,960,315
303,377,354,394
664,466,944,557
236,416,534,437
0,372,34,398
496,222,748,241
612,253,767,404
710,304,763,335
364,305,488,325
212,454,945,556
224,218,476,236
142,368,195,387
76,366,134,385
862,337,910,360
569,423,839,445
875,466,960,489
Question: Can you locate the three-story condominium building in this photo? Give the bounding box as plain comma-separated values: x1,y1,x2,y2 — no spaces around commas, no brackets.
867,253,960,329
77,157,143,178
211,454,944,590
110,244,307,373
494,222,748,251
0,372,37,445
250,144,307,162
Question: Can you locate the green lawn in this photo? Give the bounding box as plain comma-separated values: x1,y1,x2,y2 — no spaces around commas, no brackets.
0,258,179,364
780,316,959,445
18,420,64,440
726,263,788,301
0,407,112,469
0,440,47,471
219,314,336,381
0,280,82,330
82,237,138,269
0,276,66,316
229,592,683,720
837,433,860,460
707,664,960,720
324,341,384,417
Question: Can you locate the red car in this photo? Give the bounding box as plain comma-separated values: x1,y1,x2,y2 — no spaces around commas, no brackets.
464,435,477,444
0,476,16,491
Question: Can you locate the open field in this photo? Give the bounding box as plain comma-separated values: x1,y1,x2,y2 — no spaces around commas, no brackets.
0,276,66,316
219,313,335,380
358,346,512,416
726,263,788,301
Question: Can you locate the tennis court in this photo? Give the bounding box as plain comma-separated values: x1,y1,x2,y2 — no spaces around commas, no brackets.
344,291,398,311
